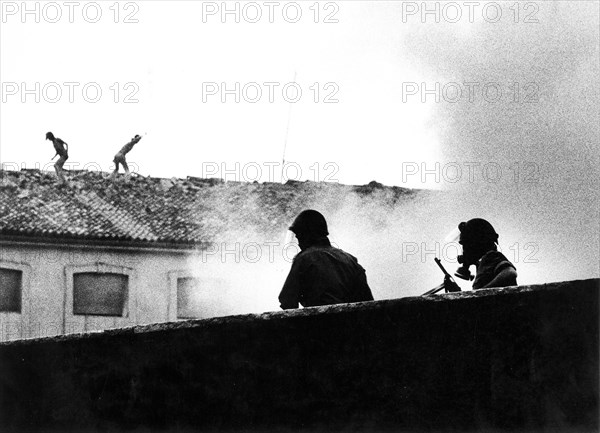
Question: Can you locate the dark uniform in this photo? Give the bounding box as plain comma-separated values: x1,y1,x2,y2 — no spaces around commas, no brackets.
472,250,517,290
455,218,518,290
279,237,373,309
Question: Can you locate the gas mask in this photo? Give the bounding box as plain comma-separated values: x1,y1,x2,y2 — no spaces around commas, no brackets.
445,219,499,281
455,255,474,281
444,227,474,281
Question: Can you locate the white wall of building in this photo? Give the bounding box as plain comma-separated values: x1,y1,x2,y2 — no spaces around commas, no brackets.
0,242,198,341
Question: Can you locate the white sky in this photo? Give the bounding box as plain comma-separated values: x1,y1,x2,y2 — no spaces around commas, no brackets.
0,0,449,187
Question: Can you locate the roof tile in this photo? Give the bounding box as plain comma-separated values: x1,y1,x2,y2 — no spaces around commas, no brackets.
0,170,417,247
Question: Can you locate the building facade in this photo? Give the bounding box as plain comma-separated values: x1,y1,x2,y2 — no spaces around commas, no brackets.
1,169,416,341
0,169,243,341
0,241,201,341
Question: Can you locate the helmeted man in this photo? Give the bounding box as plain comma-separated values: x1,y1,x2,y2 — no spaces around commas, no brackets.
46,132,69,184
453,218,518,290
278,210,374,309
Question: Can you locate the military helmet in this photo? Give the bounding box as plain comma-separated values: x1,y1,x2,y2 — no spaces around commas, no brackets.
289,209,329,237
45,132,55,140
458,218,498,244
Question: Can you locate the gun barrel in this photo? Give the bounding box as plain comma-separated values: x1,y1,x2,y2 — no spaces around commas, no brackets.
434,257,450,277
423,257,462,296
422,282,446,296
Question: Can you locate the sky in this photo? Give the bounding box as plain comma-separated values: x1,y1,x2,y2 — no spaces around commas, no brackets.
1,1,599,305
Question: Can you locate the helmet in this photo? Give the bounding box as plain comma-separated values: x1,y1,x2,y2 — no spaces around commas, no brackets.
289,210,329,237
458,218,498,244
46,132,55,140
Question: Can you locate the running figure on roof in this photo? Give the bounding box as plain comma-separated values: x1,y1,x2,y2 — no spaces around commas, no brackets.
46,132,69,185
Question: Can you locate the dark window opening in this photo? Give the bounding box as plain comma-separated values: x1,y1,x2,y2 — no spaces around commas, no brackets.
0,268,22,313
177,277,202,319
73,272,128,317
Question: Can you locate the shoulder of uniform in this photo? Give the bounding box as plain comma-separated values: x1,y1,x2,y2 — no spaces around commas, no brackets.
292,249,309,262
481,250,503,261
296,246,328,260
331,246,357,261
483,250,516,271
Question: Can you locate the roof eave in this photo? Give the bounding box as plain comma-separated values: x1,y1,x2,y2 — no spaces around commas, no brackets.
0,232,207,253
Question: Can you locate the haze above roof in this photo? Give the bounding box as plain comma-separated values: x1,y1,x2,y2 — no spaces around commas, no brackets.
0,169,419,248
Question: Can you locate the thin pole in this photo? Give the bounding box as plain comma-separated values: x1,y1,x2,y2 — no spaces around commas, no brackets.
281,71,297,183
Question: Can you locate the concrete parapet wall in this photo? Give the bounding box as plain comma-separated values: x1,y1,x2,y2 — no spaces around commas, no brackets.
0,279,598,432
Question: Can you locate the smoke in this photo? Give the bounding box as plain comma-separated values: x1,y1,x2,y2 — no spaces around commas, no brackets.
181,3,598,316
182,182,437,315
183,172,597,319
182,183,454,315
396,2,600,289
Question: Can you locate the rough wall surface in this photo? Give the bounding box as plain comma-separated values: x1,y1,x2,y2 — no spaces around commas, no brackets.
0,243,194,341
0,279,598,432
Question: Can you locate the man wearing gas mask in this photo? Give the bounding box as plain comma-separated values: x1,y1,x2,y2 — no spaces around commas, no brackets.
278,209,374,309
450,218,518,290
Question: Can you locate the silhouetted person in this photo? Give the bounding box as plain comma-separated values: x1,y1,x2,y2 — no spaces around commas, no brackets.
279,210,374,309
111,134,142,179
451,218,517,290
46,132,68,185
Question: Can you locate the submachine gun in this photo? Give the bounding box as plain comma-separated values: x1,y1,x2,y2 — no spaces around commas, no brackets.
422,257,462,296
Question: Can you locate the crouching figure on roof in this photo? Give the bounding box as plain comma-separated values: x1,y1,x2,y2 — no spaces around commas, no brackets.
111,134,142,180
278,209,374,309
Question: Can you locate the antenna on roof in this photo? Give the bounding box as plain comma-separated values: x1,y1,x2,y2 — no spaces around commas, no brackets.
280,71,297,184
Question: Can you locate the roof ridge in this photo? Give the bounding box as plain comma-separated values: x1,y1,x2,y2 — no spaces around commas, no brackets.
0,168,423,247
1,168,414,190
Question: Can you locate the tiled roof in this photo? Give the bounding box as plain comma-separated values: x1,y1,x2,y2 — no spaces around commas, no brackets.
0,169,417,248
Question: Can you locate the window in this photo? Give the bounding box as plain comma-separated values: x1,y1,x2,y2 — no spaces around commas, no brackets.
0,268,22,313
65,263,137,332
168,271,224,321
177,277,202,319
73,272,128,316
